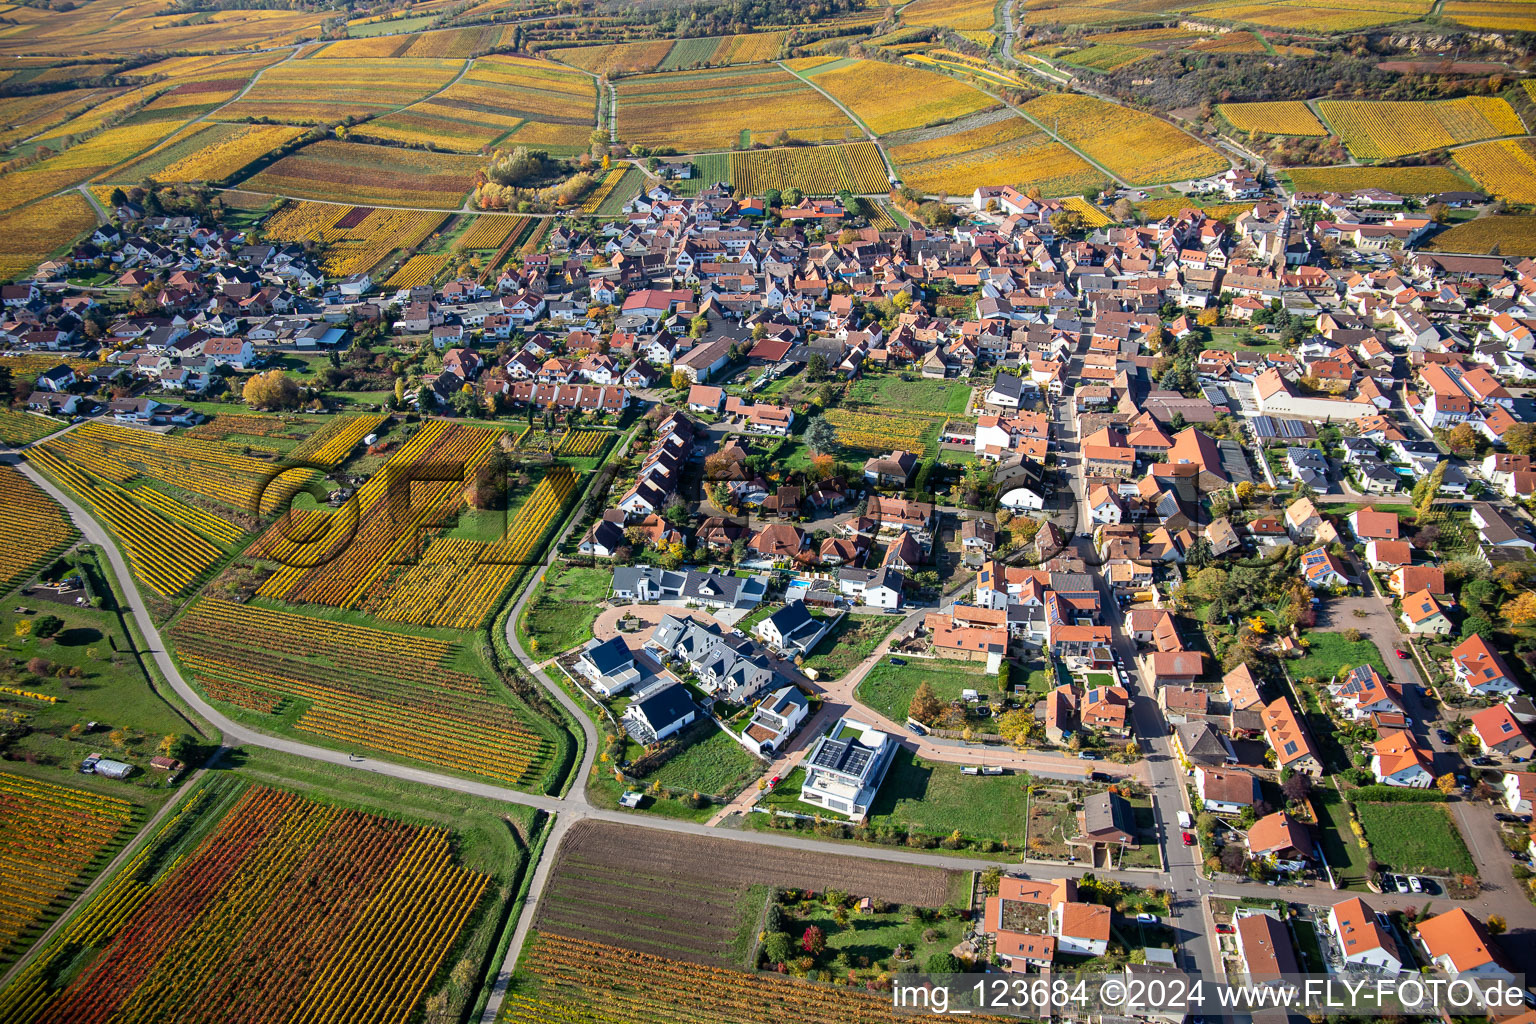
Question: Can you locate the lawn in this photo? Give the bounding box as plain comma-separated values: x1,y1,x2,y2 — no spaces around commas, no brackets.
1355,801,1474,875
644,720,761,798
1201,327,1289,353
0,546,195,795
854,658,991,722
865,748,1030,844
844,371,971,415
1289,630,1387,683
519,564,610,656
784,898,968,977
1292,918,1325,972
1313,781,1372,887
801,615,901,680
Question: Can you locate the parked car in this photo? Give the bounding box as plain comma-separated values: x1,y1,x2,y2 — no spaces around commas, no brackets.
1394,875,1410,892
766,775,781,790
1496,812,1519,823
889,658,906,666
1408,876,1424,893
1182,831,1197,846
1395,649,1410,660
1214,923,1234,935
1136,913,1159,924
1437,729,1455,744
1380,875,1397,892
1474,757,1497,767
1077,752,1098,760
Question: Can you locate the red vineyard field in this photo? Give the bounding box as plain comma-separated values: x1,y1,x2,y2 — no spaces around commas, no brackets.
10,785,488,1024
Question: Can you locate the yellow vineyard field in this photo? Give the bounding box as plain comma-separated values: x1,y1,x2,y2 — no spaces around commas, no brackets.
1285,165,1471,195
809,59,995,136
616,65,858,150
891,116,1105,197
1454,138,1536,205
1318,96,1525,160
1024,93,1226,185
0,193,98,279
1218,101,1328,136
730,143,890,194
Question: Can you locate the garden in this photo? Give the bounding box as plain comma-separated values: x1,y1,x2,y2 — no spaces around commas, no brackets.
519,564,610,657
1355,800,1474,876
800,615,901,680
853,657,994,723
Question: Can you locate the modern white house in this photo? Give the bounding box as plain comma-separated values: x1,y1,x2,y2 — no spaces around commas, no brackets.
573,636,641,697
837,567,905,609
752,602,830,657
621,683,697,743
736,685,809,757
799,717,896,820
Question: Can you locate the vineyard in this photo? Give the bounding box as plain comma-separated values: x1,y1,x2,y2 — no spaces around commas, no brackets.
1284,164,1471,195
1023,93,1226,185
506,933,1012,1024
1062,195,1113,227
0,408,62,446
824,409,933,455
0,772,135,965
385,252,454,288
364,465,579,629
554,429,610,456
532,820,958,970
170,600,558,785
1218,101,1328,136
105,122,303,184
39,420,317,516
28,449,236,597
0,193,100,280
548,39,675,74
1427,215,1536,257
729,143,889,195
287,413,390,468
616,65,858,150
656,32,785,70
250,421,536,615
218,56,463,122
1454,138,1536,205
262,202,447,277
889,114,1105,197
580,167,631,213
1318,96,1526,160
365,54,595,153
1,784,488,1024
807,58,995,136
241,140,483,208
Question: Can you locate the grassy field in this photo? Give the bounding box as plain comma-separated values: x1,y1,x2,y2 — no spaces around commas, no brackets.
1202,327,1289,353
865,748,1028,843
1289,630,1387,682
519,564,609,656
644,720,761,798
787,897,969,977
845,372,972,415
1355,801,1474,875
0,547,195,793
855,658,991,722
802,615,902,680
1314,782,1371,888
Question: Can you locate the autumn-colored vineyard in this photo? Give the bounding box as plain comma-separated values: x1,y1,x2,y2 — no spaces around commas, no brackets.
41,419,317,515
4,785,487,1024
171,599,556,785
0,465,76,593
504,932,1012,1024
366,465,577,629
554,429,610,456
252,421,499,608
824,409,931,455
287,413,390,468
0,772,135,964
28,449,229,597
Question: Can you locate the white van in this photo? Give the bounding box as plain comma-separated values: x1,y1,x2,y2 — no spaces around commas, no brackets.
1177,811,1193,829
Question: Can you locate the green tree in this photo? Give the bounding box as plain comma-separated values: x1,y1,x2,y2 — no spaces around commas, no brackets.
32,614,63,639
927,953,962,973
804,415,836,455
762,931,794,964
1413,460,1447,514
